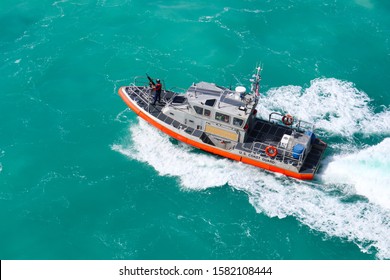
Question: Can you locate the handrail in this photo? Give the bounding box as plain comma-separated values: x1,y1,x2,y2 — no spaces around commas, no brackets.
269,112,284,123
247,139,307,168
295,119,315,132
126,85,153,113
269,112,315,132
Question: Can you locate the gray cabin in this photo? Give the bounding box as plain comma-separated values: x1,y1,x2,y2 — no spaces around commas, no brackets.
162,81,257,148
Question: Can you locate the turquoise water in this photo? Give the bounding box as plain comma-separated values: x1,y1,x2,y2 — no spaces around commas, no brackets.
1,0,389,260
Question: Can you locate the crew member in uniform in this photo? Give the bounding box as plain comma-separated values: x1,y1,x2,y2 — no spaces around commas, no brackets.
152,79,162,105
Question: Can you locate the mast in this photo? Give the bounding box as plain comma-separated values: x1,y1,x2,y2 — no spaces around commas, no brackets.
250,66,262,97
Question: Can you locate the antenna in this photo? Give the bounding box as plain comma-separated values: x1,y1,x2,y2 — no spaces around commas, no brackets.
251,63,262,98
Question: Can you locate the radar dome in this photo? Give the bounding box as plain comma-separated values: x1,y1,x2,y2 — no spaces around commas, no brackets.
235,86,246,94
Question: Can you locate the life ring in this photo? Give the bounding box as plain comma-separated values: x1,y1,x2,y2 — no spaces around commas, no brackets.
282,114,294,126
265,146,278,157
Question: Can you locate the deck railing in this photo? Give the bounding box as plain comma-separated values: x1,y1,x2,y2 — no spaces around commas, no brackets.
269,112,315,132
244,139,307,169
126,84,153,113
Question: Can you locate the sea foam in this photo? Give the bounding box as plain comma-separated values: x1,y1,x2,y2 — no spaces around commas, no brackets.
320,138,390,209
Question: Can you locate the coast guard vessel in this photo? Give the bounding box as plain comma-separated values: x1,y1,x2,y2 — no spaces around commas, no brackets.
118,68,327,180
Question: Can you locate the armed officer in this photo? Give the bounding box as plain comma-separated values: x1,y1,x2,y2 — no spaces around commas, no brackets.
152,79,162,105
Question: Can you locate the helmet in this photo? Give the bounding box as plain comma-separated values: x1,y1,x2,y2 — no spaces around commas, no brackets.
156,79,160,83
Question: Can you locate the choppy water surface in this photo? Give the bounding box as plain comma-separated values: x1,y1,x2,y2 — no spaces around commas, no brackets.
1,0,389,259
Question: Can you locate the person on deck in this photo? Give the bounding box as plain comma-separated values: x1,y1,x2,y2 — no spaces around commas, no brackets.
152,79,162,105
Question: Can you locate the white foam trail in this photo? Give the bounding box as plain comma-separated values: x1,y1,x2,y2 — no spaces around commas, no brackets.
0,149,4,173
112,119,390,259
320,138,390,208
112,120,236,189
258,78,390,137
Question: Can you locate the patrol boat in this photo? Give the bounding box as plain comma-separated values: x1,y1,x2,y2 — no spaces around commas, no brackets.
118,68,327,180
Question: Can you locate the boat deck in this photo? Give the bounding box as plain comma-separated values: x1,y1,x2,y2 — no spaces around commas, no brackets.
236,119,326,174
125,86,207,134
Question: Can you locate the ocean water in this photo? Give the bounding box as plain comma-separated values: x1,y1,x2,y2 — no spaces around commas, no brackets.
1,0,389,260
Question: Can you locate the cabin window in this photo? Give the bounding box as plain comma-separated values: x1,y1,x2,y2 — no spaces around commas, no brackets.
205,99,216,107
215,112,230,123
172,96,187,104
193,106,203,115
233,117,244,127
204,109,211,117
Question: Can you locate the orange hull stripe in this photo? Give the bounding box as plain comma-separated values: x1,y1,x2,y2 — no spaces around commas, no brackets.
118,87,314,180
